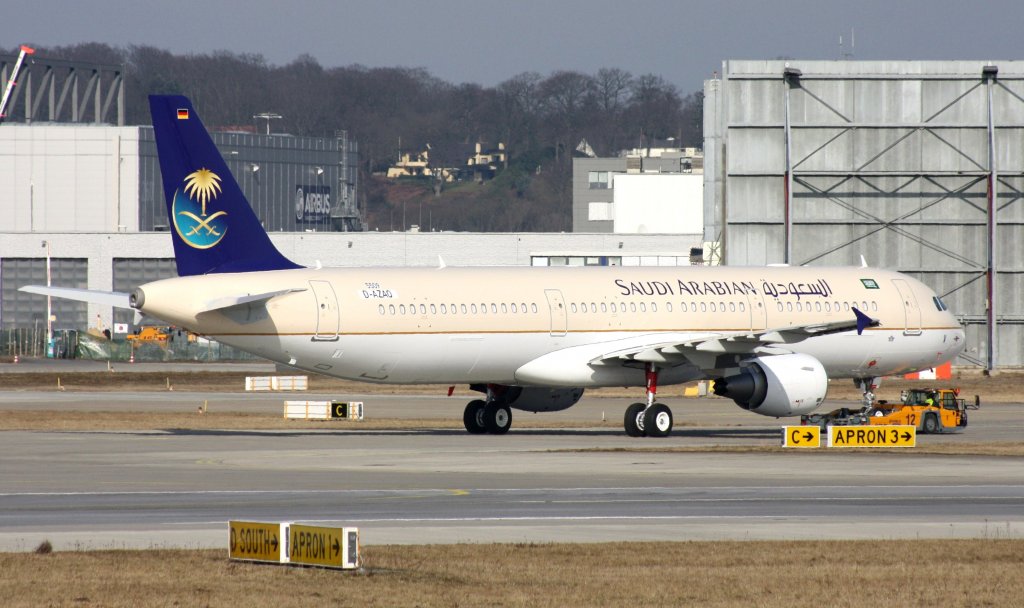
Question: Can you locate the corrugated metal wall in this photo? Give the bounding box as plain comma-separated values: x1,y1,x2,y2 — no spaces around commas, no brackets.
705,60,1024,367
138,128,358,233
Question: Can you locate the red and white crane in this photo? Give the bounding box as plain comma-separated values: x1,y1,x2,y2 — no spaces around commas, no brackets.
0,45,35,124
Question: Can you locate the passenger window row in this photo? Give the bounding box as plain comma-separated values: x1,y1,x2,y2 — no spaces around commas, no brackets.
774,300,879,313
379,302,540,316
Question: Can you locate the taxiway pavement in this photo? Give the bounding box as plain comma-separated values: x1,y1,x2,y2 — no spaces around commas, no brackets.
1,389,1023,551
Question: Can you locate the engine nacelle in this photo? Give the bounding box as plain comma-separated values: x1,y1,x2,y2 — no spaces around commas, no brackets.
712,353,828,417
502,387,585,412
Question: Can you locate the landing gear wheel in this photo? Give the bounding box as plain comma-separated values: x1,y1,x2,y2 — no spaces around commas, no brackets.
644,403,673,438
463,400,487,434
624,402,646,437
922,414,939,434
483,402,512,434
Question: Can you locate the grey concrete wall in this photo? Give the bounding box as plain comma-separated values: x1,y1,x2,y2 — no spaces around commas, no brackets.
0,231,702,330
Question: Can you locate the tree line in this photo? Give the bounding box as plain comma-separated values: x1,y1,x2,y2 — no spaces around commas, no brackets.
7,43,703,231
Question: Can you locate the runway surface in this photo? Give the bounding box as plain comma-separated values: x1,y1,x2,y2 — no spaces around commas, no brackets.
1,389,1023,551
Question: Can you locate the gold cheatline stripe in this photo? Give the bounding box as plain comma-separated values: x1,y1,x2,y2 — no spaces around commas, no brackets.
203,326,961,337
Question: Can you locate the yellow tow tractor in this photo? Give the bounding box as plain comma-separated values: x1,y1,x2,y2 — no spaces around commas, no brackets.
125,326,170,344
802,387,980,434
867,388,980,433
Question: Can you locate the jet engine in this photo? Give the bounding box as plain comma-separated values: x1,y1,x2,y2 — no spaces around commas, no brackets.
496,386,585,412
712,353,828,417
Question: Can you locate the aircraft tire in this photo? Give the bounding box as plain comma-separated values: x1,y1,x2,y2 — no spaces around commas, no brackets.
463,400,488,434
483,402,512,434
644,403,673,438
624,403,646,437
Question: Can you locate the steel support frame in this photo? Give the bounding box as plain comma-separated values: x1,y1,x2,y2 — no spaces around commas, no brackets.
770,66,1024,370
0,53,124,125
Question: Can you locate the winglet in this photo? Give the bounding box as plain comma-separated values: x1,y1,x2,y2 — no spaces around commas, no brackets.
852,307,879,335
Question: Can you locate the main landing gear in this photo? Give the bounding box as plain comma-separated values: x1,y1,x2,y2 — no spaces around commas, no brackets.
623,363,674,438
463,385,513,435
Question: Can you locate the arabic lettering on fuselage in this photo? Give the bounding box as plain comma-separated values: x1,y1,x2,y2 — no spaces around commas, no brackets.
760,279,833,300
612,278,834,299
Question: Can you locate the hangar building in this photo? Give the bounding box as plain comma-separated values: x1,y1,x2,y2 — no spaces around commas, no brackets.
704,60,1024,368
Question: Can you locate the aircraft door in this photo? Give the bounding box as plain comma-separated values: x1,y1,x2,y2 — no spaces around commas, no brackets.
544,289,568,337
745,291,768,332
310,280,340,340
891,279,922,336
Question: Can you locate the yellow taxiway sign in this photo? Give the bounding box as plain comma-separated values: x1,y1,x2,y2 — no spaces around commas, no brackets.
229,521,283,563
288,524,360,569
828,425,916,447
781,425,821,448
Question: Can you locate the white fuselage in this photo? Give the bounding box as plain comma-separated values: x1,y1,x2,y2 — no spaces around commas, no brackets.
134,265,965,388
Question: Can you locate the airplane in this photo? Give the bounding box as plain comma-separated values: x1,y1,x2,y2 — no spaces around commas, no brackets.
21,95,966,438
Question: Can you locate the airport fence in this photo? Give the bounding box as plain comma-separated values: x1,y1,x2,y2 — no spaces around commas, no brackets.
3,329,263,362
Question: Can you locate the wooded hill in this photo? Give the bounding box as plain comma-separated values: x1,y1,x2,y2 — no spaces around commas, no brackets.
6,43,703,232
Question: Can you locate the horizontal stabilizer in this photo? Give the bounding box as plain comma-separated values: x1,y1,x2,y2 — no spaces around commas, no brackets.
199,288,306,314
18,286,132,309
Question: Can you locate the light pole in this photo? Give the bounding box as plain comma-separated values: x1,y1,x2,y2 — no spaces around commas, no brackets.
252,112,282,135
41,240,52,357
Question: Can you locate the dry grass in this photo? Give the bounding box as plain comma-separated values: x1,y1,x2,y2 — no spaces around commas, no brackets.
558,442,1024,457
2,369,1021,401
0,410,614,432
1,540,1023,607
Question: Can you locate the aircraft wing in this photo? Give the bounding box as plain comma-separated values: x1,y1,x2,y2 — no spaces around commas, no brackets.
593,308,880,366
516,308,880,385
18,285,132,309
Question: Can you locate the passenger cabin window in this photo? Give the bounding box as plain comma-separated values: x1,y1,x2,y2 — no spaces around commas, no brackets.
531,303,538,314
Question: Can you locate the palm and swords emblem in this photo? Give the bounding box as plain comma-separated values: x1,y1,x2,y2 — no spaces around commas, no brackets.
172,168,229,249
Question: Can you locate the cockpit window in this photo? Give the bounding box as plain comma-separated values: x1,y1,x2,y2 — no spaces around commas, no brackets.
932,296,949,312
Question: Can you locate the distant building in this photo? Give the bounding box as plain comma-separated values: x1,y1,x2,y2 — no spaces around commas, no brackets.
386,141,505,183
466,142,506,182
572,146,704,233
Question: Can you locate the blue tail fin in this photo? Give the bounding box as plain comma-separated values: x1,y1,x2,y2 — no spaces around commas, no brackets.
149,95,301,276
